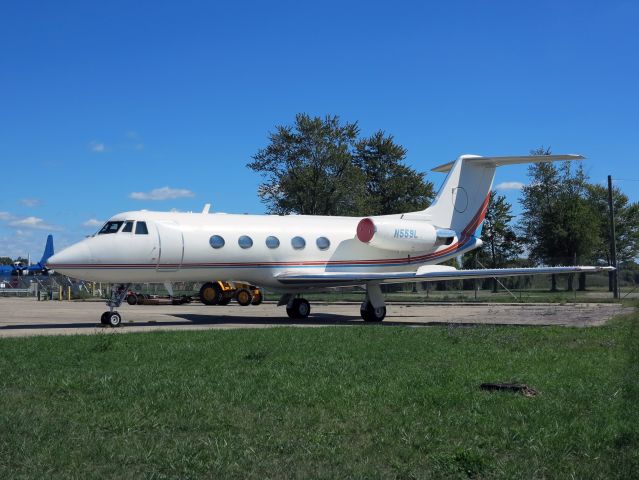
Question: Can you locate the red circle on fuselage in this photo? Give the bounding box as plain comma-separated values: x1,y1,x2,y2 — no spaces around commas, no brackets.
357,218,376,243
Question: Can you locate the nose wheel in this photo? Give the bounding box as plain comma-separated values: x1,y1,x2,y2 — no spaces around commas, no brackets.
100,283,130,327
100,311,122,327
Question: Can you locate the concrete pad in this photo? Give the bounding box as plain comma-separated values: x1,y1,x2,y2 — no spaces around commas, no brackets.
0,297,631,338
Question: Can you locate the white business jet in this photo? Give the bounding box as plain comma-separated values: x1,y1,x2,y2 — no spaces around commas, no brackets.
47,154,612,326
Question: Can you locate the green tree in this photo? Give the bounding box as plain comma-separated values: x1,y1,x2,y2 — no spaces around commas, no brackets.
353,131,434,215
249,114,434,216
519,147,561,290
519,147,599,291
476,191,523,292
556,160,600,290
248,114,365,215
0,257,13,266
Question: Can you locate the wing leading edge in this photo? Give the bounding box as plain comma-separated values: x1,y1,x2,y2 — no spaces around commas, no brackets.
275,265,614,287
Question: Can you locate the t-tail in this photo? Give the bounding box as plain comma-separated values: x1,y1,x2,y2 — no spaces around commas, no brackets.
420,154,585,236
38,234,55,267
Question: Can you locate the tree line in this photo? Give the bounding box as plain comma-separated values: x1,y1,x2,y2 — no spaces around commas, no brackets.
249,114,639,291
479,146,639,291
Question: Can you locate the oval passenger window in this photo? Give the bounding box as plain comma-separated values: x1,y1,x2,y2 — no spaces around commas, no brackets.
265,236,280,249
291,236,306,250
238,235,253,249
316,236,330,250
209,235,225,249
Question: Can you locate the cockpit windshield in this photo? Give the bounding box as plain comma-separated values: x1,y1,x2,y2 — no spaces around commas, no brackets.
98,221,124,234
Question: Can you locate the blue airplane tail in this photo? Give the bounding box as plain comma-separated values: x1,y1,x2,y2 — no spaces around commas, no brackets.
39,235,54,266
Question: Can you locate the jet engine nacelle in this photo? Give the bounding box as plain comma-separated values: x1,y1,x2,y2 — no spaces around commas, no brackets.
356,217,446,252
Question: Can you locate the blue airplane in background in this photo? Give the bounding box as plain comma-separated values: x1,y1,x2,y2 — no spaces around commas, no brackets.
0,235,55,276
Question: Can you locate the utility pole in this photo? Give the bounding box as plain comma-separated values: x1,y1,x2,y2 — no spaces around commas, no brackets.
607,175,619,299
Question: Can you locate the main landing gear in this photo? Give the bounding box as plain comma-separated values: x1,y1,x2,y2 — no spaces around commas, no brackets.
360,283,386,322
360,301,386,322
278,294,311,319
286,298,311,319
100,283,131,327
279,283,387,322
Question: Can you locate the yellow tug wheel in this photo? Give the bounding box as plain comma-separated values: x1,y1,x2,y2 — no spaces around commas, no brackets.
199,282,222,305
251,290,263,305
235,288,253,306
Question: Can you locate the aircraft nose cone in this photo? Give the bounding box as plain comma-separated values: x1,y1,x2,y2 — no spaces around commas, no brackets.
47,242,92,269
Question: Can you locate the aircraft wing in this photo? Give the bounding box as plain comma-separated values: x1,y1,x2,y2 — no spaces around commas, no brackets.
275,265,614,287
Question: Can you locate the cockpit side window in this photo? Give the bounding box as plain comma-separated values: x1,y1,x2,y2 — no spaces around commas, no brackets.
135,221,148,235
122,221,134,233
98,221,124,234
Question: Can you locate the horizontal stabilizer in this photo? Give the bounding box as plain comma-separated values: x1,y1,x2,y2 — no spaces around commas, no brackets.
431,154,585,173
276,265,613,287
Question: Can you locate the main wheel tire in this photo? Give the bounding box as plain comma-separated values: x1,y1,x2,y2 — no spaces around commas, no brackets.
286,298,311,319
107,311,122,327
360,301,386,322
100,312,110,325
236,288,253,306
126,293,138,305
251,291,263,305
199,282,222,305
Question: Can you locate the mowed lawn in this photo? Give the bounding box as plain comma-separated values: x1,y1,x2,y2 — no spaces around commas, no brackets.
1,306,637,479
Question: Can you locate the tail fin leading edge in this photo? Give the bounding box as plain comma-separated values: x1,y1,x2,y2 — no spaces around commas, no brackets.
423,154,584,234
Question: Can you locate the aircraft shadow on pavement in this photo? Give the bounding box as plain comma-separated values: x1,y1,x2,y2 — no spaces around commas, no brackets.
166,312,380,326
0,314,551,332
0,314,454,331
168,312,514,328
169,313,542,328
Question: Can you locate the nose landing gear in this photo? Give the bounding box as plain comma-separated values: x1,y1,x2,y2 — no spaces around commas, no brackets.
100,283,131,327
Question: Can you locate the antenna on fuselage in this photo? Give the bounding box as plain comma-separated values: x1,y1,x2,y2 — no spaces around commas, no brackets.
202,203,211,214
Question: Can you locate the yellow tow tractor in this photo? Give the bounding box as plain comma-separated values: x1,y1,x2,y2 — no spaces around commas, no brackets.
199,281,263,306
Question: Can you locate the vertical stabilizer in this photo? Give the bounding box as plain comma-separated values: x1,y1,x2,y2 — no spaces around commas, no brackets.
39,235,54,265
420,154,584,236
423,155,495,234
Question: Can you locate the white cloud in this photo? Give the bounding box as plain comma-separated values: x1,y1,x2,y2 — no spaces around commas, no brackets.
126,131,139,139
0,212,12,220
19,198,41,207
83,218,104,227
129,186,195,201
495,181,525,191
0,232,73,259
90,141,106,152
134,143,144,151
9,216,60,231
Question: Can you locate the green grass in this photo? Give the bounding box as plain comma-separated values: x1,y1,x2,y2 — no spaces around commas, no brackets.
1,306,638,479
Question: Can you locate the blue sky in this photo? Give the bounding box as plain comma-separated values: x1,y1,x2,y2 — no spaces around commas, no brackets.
1,0,638,258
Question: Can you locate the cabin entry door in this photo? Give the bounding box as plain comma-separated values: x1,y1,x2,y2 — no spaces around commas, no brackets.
155,221,184,272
